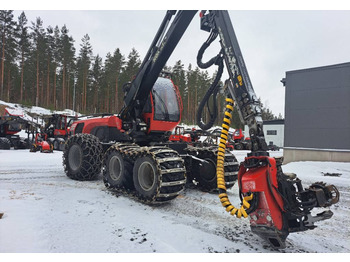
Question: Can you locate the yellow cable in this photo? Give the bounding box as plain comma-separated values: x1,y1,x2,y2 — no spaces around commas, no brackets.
217,97,253,219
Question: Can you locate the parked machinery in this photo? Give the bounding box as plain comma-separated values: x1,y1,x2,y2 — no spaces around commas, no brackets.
232,129,251,150
0,107,36,150
43,114,77,150
29,132,53,153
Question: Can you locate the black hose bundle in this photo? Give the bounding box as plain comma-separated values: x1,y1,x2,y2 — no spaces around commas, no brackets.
196,31,224,130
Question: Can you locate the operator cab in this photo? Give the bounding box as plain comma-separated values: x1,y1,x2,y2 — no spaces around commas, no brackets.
143,77,182,135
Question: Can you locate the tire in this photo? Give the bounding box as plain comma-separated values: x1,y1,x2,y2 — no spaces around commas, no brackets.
0,137,11,150
196,155,217,191
53,140,59,150
133,156,160,201
63,133,103,181
30,143,38,152
235,143,243,150
103,148,134,190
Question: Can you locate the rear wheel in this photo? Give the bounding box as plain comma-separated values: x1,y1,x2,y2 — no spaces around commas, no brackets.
103,148,134,190
63,133,103,181
133,156,160,201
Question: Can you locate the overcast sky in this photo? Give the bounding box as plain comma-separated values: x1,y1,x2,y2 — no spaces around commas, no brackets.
9,2,350,116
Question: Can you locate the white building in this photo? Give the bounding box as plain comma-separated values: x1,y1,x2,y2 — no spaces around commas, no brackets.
244,119,284,148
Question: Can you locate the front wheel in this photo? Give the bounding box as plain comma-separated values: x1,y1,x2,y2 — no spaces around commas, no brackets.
63,133,103,181
0,137,11,150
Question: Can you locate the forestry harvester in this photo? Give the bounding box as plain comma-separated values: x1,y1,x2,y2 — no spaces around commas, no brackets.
63,11,339,248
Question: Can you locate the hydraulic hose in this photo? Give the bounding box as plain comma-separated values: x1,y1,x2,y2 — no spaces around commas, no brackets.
196,31,223,130
217,97,254,218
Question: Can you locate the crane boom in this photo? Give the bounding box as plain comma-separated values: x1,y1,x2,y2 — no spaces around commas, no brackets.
120,11,197,122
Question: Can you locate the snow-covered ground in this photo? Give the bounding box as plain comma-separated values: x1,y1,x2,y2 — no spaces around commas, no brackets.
0,148,349,253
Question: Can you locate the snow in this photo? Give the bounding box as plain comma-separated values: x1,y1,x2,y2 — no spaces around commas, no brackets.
0,100,80,119
0,149,349,253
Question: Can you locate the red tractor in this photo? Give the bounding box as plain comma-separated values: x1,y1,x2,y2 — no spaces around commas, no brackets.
63,10,339,248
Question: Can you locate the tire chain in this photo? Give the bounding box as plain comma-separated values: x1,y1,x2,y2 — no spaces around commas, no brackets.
185,145,239,191
0,137,11,150
103,143,186,204
63,133,103,181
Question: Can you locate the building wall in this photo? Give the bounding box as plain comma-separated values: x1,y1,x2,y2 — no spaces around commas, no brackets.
282,62,350,163
264,124,284,147
244,120,284,147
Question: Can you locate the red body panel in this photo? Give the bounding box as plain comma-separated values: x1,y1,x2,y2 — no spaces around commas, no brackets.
54,129,68,136
34,133,52,153
71,78,181,138
239,156,285,230
71,115,123,135
233,129,245,141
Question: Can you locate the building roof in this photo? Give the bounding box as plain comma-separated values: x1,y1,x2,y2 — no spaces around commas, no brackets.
263,119,284,125
281,62,350,86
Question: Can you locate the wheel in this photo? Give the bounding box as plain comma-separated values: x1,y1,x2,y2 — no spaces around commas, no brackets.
103,148,134,190
50,143,54,153
29,143,38,152
63,133,103,181
133,156,160,201
196,157,217,191
0,137,11,150
53,140,59,150
186,146,238,191
235,143,243,150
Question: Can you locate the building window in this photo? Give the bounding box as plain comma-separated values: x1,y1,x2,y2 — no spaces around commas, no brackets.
267,130,277,135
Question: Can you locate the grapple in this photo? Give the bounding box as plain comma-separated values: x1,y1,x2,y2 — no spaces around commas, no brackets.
238,155,340,248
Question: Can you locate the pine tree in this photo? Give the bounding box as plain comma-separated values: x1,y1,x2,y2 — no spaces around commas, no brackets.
120,48,141,86
112,48,124,112
45,26,55,107
16,12,30,103
76,34,92,113
91,54,103,113
0,10,17,101
52,26,61,109
60,25,76,110
259,98,276,120
30,17,46,106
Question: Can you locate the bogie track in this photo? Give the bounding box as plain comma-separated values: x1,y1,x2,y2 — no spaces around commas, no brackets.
103,143,186,204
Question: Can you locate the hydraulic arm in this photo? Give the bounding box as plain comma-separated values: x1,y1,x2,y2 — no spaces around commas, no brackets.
196,10,339,248
120,11,196,124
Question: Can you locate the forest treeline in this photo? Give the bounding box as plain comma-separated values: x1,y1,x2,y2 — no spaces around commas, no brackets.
0,10,281,128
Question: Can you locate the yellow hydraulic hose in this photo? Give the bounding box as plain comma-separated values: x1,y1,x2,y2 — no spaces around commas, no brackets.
217,97,253,218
